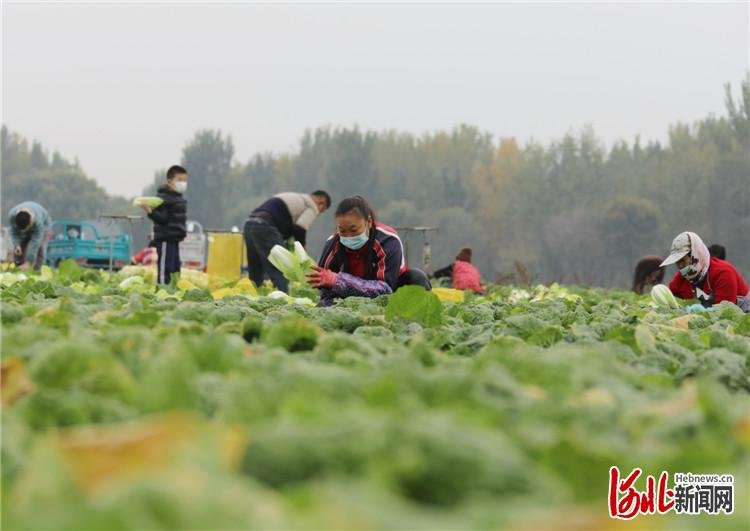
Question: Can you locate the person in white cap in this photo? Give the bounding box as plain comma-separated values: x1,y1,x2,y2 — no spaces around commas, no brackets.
661,231,749,312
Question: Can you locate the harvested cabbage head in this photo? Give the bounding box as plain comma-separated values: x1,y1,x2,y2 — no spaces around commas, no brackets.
132,197,164,208
268,243,314,283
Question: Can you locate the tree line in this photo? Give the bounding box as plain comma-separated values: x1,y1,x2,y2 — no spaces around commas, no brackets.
3,78,748,287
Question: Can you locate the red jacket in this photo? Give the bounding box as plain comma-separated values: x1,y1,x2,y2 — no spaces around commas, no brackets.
668,257,749,306
452,259,483,294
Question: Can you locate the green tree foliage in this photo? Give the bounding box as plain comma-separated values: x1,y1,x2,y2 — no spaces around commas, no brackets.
1,126,130,222
218,79,750,286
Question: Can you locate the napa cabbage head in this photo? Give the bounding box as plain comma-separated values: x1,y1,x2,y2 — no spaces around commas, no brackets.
268,243,314,283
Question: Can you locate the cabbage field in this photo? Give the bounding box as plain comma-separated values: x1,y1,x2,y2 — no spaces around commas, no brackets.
1,261,749,530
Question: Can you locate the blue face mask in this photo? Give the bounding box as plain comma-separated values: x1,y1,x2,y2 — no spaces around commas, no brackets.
340,232,369,250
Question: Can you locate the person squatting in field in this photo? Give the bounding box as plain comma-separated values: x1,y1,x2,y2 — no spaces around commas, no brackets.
661,231,749,313
138,165,188,285
632,256,665,295
308,195,432,307
244,191,331,293
8,201,51,271
132,234,157,266
432,247,483,294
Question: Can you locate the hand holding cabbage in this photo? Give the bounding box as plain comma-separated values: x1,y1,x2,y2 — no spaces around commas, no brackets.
132,196,163,215
306,265,338,289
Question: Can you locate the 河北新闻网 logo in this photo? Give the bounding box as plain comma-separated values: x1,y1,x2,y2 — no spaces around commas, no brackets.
609,467,734,520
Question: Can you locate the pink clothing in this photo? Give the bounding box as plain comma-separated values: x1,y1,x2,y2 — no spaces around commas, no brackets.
452,260,483,294
133,247,157,266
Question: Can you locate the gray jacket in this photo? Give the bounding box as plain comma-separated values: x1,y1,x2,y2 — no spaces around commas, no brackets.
8,201,52,262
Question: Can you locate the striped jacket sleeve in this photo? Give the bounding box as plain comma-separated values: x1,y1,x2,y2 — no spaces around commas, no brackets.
330,272,392,299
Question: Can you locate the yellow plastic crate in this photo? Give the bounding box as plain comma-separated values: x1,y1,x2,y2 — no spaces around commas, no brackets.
206,232,245,281
432,287,465,303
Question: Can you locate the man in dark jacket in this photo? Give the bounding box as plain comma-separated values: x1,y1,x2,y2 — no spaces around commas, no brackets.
244,191,331,292
138,165,188,284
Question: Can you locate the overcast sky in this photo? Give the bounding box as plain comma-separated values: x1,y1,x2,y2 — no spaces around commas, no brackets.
3,2,748,197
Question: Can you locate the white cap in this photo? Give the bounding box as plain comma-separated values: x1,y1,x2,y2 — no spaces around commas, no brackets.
660,232,691,267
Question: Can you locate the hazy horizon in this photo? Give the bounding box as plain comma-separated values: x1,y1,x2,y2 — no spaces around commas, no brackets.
3,2,748,197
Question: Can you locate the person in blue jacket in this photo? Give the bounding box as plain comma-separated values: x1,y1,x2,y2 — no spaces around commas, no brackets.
8,201,52,270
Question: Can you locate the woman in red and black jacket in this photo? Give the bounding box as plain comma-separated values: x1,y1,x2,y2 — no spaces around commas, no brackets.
308,196,431,307
660,231,749,312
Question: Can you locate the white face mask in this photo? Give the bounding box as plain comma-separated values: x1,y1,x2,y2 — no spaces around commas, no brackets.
173,181,188,194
